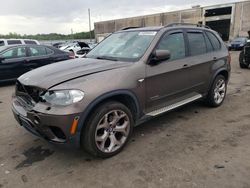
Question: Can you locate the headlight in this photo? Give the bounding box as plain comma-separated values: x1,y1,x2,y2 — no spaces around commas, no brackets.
240,44,244,46
42,90,84,106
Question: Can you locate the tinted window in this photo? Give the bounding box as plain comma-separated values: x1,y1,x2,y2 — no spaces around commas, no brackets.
204,33,213,52
187,32,207,56
45,47,54,55
29,46,47,56
0,41,4,46
206,32,221,51
2,47,26,60
157,32,185,61
24,40,37,45
7,40,22,45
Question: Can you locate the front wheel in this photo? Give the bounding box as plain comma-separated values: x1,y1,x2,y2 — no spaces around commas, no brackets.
206,75,227,107
82,101,134,158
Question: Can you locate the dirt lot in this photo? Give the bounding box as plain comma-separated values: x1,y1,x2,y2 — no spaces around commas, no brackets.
0,51,250,188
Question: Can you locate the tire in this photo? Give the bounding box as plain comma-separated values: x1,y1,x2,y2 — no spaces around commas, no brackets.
82,101,134,158
206,75,227,107
239,51,248,69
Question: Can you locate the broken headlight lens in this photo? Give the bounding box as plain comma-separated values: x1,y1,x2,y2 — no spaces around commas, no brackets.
42,90,84,106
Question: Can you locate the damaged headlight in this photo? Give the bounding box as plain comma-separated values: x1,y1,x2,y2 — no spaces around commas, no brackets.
41,90,84,106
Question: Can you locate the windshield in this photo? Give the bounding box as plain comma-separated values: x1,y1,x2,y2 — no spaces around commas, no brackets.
86,31,157,62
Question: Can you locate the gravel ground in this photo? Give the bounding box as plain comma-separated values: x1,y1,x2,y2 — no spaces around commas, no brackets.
0,51,250,188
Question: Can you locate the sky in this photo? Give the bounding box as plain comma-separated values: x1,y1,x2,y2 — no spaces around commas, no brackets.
0,0,246,35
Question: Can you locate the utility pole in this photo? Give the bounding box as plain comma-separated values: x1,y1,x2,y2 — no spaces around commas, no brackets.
88,8,92,42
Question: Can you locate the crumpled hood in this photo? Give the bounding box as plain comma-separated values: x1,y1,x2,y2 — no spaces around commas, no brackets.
18,58,132,89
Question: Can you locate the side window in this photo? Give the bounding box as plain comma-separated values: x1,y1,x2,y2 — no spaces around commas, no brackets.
24,40,37,45
0,41,4,46
204,33,213,52
29,46,47,56
45,47,54,55
2,47,26,60
187,32,207,56
7,40,22,45
157,32,186,61
206,32,221,51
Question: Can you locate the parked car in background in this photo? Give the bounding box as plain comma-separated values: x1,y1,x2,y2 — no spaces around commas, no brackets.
12,23,230,158
239,39,250,68
60,41,90,55
75,43,97,58
0,39,40,46
228,37,248,50
0,44,71,82
75,47,91,58
52,42,64,49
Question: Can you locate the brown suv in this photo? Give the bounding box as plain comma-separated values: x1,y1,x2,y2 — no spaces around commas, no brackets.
12,23,231,158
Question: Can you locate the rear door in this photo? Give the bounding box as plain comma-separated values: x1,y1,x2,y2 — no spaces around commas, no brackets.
182,29,214,94
0,46,28,81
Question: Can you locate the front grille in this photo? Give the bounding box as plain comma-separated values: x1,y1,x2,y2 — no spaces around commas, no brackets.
16,81,44,104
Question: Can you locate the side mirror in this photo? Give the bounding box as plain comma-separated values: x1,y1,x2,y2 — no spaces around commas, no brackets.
150,50,171,65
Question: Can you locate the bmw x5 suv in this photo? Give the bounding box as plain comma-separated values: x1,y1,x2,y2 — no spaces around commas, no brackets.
12,23,231,158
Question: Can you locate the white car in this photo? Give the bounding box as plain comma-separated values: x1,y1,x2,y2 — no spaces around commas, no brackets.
0,39,40,46
60,42,90,55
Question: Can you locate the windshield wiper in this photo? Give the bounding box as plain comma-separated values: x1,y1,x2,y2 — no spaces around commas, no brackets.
96,56,118,61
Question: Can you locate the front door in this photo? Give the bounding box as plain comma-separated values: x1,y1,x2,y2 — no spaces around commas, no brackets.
0,46,28,81
145,30,192,112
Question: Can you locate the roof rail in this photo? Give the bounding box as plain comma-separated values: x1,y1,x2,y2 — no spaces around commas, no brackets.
121,26,141,30
165,23,211,29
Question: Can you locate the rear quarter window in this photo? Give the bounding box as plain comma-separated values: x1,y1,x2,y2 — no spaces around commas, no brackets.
206,32,221,51
7,40,22,45
0,41,4,46
45,47,54,55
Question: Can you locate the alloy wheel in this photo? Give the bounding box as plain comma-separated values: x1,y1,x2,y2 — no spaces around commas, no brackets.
95,110,130,153
213,79,226,104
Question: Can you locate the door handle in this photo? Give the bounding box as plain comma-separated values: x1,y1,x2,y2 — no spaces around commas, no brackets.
183,64,189,68
213,57,217,61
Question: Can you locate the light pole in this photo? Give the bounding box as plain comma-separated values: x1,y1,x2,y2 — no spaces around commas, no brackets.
88,8,92,42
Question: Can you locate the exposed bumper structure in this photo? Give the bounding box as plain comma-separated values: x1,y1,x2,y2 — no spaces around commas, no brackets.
12,96,81,148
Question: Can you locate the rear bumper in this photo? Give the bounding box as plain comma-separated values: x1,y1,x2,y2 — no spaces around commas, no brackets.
12,97,82,148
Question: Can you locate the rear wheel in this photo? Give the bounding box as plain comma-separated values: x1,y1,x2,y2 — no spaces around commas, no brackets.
206,75,227,107
82,101,133,158
239,51,248,69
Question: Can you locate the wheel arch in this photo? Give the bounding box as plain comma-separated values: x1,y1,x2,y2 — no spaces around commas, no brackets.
210,68,230,89
76,90,141,136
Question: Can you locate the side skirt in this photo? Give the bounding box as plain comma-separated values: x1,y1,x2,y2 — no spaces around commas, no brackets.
136,94,203,125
